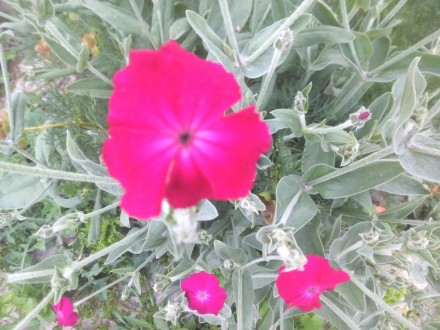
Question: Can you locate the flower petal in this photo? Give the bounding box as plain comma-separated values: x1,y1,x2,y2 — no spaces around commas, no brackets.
103,128,177,219
191,106,271,199
52,297,79,327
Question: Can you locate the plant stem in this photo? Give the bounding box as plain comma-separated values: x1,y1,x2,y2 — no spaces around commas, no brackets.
0,43,12,128
242,255,283,269
12,290,55,330
370,28,440,76
128,0,157,48
339,0,364,75
320,294,361,330
24,121,95,131
378,0,408,28
350,276,419,330
74,225,149,269
219,0,242,66
306,145,394,186
87,63,113,85
243,0,316,66
256,47,283,111
278,189,303,226
0,160,118,185
74,275,129,307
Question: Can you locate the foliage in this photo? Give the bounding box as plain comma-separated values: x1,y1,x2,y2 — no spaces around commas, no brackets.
1,0,440,329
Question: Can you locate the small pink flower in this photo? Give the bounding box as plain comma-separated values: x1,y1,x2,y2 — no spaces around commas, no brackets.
357,111,370,120
52,296,79,327
181,271,227,315
276,255,350,312
103,41,271,219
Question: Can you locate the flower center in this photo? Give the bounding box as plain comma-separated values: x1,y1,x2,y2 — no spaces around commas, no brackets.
306,287,317,295
178,131,192,146
196,290,210,302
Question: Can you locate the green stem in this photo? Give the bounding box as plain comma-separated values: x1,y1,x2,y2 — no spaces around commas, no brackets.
74,275,129,307
339,0,364,75
350,276,419,330
219,0,242,66
0,160,118,185
87,63,113,86
82,200,120,220
242,255,283,269
256,47,283,111
12,290,55,330
0,43,12,128
243,0,316,66
128,0,157,48
370,28,440,76
74,225,149,270
409,143,440,158
278,189,303,226
320,294,361,330
378,0,407,28
306,145,394,186
303,120,353,134
6,269,54,284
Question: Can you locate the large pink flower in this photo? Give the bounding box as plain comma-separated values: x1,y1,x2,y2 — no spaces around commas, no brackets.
276,255,350,312
103,41,271,219
181,271,227,315
52,296,79,327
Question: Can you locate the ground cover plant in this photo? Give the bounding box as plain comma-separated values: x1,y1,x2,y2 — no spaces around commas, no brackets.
0,0,440,329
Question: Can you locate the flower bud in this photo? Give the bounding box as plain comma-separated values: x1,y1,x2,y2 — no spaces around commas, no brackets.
37,225,54,239
51,268,69,292
349,106,371,129
276,242,307,271
274,29,293,52
223,259,235,270
198,230,212,245
360,228,380,245
153,275,171,293
163,301,182,325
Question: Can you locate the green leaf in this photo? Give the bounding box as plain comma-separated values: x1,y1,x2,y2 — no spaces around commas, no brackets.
301,140,335,174
372,52,440,82
392,57,426,155
399,134,440,183
270,0,287,21
214,240,247,264
169,17,191,40
10,90,26,144
293,26,355,48
0,174,47,210
378,196,427,220
274,174,318,229
329,221,371,266
186,10,234,71
312,1,340,26
232,269,254,330
375,174,429,196
353,32,373,69
304,161,404,199
207,0,253,38
241,14,310,78
271,109,303,137
80,0,140,35
368,36,390,70
67,78,112,99
66,132,122,195
295,216,324,255
335,281,366,312
301,314,325,330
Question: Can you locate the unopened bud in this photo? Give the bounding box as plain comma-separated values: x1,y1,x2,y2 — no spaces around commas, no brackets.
37,225,54,239
223,259,235,270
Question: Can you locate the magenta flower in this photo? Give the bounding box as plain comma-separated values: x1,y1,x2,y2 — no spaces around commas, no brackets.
276,255,350,312
103,41,271,219
181,271,227,315
52,296,79,327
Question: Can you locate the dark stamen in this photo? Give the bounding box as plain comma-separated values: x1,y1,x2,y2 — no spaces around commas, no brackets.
179,131,191,145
